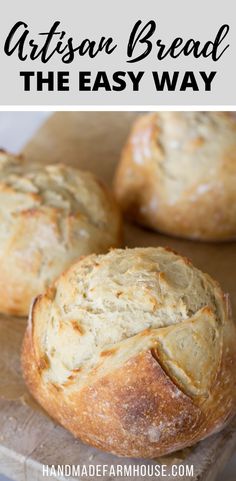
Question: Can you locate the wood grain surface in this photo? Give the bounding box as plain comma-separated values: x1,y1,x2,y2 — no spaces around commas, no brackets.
0,112,236,481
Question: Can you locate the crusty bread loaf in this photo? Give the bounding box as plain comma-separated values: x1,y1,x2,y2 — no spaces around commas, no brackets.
22,247,236,458
0,151,121,316
114,112,236,241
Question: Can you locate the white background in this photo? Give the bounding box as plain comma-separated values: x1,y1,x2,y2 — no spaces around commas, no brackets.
0,0,235,105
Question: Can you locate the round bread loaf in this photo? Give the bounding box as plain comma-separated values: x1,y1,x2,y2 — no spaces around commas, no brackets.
0,151,121,316
22,247,236,458
114,112,236,241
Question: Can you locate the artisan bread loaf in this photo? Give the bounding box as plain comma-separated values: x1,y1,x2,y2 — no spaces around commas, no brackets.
0,151,121,316
22,247,236,458
114,112,236,241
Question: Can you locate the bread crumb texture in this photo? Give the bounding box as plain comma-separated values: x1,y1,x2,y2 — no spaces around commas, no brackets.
0,151,121,316
22,247,236,457
114,112,236,240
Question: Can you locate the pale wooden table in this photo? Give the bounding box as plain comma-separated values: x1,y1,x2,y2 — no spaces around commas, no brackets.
0,392,236,481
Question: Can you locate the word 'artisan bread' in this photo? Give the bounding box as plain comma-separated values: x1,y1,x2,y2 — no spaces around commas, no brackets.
0,151,121,316
114,112,236,241
22,247,236,458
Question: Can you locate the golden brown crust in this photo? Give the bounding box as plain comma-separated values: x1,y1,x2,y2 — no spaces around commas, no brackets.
22,332,204,457
0,151,122,316
114,112,236,241
21,247,236,458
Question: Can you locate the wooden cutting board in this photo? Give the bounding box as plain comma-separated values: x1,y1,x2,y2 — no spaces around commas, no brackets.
0,112,236,481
